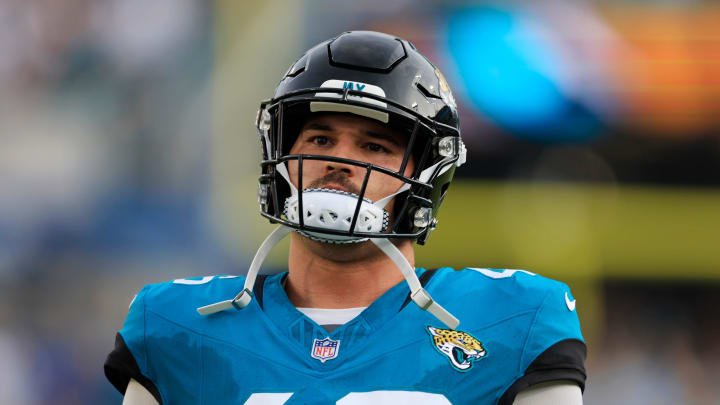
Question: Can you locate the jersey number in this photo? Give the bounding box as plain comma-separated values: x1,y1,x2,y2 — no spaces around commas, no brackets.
469,268,535,279
244,391,450,404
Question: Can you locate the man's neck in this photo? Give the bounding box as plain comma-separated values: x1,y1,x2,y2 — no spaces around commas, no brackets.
285,233,413,308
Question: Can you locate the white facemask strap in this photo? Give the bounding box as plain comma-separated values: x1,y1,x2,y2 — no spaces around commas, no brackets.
275,163,297,196
197,225,460,328
197,225,291,315
418,160,454,184
374,183,410,209
370,238,460,329
373,161,450,209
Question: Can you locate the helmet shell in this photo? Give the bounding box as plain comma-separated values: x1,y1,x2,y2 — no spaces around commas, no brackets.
274,31,459,132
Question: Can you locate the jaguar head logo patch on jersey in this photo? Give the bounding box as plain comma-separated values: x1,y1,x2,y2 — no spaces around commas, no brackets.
426,326,487,372
311,337,340,363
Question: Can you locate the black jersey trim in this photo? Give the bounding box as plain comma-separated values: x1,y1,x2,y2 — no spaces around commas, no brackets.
253,274,270,310
498,339,587,405
399,268,438,311
104,332,163,404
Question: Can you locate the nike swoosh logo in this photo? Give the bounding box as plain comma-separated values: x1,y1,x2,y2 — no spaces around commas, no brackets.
565,292,576,311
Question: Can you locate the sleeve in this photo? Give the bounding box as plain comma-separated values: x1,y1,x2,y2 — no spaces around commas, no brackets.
104,286,163,404
511,382,583,405
498,284,587,405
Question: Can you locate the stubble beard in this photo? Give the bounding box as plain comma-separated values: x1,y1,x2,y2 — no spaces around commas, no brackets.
305,171,362,196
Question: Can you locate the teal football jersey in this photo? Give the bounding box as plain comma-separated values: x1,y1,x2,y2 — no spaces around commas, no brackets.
105,268,586,404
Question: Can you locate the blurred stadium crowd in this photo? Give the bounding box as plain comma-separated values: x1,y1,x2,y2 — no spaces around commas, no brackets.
0,0,719,404
0,0,217,403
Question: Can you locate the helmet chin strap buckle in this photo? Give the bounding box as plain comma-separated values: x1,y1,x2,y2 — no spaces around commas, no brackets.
411,288,460,330
196,288,254,316
231,289,253,310
197,226,291,316
410,288,433,310
371,238,460,329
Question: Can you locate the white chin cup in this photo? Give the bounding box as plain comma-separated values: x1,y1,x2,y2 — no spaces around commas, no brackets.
284,188,389,243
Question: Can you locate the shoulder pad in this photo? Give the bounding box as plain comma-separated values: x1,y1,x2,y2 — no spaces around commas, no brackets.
430,268,582,340
141,275,247,321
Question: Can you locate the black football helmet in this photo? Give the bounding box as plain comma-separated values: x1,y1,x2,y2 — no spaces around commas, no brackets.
255,30,465,245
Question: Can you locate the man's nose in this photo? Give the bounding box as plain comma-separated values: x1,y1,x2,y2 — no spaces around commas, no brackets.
324,141,359,175
325,160,354,176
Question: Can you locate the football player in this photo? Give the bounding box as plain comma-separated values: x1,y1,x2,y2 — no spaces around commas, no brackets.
105,31,586,405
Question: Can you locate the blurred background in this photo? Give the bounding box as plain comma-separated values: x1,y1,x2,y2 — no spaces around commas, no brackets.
0,0,718,403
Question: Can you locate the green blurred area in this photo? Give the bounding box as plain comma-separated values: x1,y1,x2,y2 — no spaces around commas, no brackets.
418,180,720,280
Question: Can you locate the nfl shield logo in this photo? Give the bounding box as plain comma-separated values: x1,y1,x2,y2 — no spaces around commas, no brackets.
311,337,340,363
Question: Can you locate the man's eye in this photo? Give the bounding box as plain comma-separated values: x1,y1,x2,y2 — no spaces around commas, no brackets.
366,143,388,153
310,136,329,146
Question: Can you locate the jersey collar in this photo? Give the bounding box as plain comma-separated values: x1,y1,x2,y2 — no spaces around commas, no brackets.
259,269,427,368
262,270,423,332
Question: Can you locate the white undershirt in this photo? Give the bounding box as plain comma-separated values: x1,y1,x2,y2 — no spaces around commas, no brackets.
296,307,366,327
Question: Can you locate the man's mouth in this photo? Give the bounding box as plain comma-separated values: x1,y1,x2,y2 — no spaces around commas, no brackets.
318,184,353,193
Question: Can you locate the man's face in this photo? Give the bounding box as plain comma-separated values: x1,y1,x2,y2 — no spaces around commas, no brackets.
288,113,414,210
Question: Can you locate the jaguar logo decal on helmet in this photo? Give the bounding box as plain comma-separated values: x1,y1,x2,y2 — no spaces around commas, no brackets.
434,68,457,110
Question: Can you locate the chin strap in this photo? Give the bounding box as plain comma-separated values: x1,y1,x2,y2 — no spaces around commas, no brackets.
197,225,460,330
197,226,291,315
370,238,460,330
